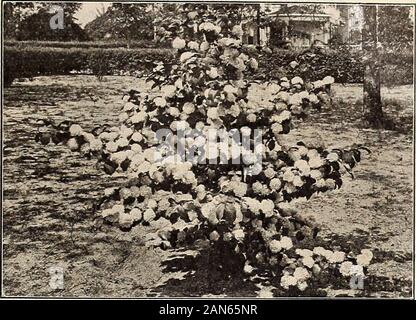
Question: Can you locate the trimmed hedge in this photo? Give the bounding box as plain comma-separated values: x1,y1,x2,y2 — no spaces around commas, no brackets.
256,47,364,83
4,39,166,49
4,44,412,86
4,46,175,83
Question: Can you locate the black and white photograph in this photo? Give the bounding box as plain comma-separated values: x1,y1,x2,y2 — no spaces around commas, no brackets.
1,0,415,300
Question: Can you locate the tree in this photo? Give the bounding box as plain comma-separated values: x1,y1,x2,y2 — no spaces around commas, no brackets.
3,2,40,39
107,3,154,45
4,2,86,41
362,5,383,128
362,5,413,128
378,6,413,46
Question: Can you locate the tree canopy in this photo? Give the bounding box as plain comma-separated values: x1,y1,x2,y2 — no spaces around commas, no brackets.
4,2,87,41
85,3,154,42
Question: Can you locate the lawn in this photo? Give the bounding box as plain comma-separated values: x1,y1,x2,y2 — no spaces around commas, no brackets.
2,75,413,297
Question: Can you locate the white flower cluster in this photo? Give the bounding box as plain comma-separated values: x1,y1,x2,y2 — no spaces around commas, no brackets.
279,246,373,291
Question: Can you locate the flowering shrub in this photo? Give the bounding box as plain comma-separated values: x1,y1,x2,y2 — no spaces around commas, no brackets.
36,5,372,294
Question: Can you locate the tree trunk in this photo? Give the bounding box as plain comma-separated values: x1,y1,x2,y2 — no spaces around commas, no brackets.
256,4,261,49
362,5,384,128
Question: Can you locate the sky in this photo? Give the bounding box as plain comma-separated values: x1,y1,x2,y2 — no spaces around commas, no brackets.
74,2,112,27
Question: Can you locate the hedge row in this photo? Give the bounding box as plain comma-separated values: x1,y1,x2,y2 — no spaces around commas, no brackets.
4,45,412,86
3,46,175,85
4,39,166,49
255,47,364,83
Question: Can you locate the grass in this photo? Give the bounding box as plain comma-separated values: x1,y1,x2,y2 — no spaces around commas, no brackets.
2,76,413,297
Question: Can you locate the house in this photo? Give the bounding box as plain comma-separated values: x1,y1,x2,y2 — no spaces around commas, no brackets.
266,12,333,48
242,5,361,48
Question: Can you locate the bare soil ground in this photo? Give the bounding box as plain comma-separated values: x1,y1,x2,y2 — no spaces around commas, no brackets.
2,76,413,297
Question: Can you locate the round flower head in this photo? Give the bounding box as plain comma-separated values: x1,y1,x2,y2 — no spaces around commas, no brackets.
116,137,129,148
260,199,275,217
350,264,364,277
233,182,248,197
296,248,314,257
291,76,304,85
283,169,295,183
310,169,322,180
232,229,245,241
281,274,297,289
69,124,83,137
329,251,346,263
119,112,129,122
180,52,195,63
182,102,195,114
292,175,304,187
271,123,283,136
276,91,289,102
281,81,290,89
293,267,310,282
314,179,326,188
295,159,311,176
130,111,147,124
326,152,339,162
200,41,210,51
172,37,186,49
308,156,325,169
90,139,103,152
297,281,308,291
161,85,176,98
187,11,198,19
325,179,337,190
130,208,142,222
322,76,335,85
309,93,319,104
264,167,276,179
207,67,219,79
119,212,134,228
120,126,133,138
143,208,156,222
289,61,298,69
249,58,258,70
269,178,282,191
269,240,282,253
187,41,200,51
207,108,219,120
243,197,261,214
288,93,302,106
247,113,257,123
280,236,293,250
356,250,373,266
339,261,354,276
154,97,167,107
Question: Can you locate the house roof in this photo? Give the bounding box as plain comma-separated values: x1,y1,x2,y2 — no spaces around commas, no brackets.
271,12,331,17
267,5,332,20
267,12,331,22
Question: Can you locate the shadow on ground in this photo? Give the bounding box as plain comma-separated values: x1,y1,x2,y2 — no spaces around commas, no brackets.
153,230,413,297
152,247,259,297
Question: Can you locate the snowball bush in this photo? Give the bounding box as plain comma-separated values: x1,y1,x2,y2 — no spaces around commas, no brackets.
36,5,372,294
